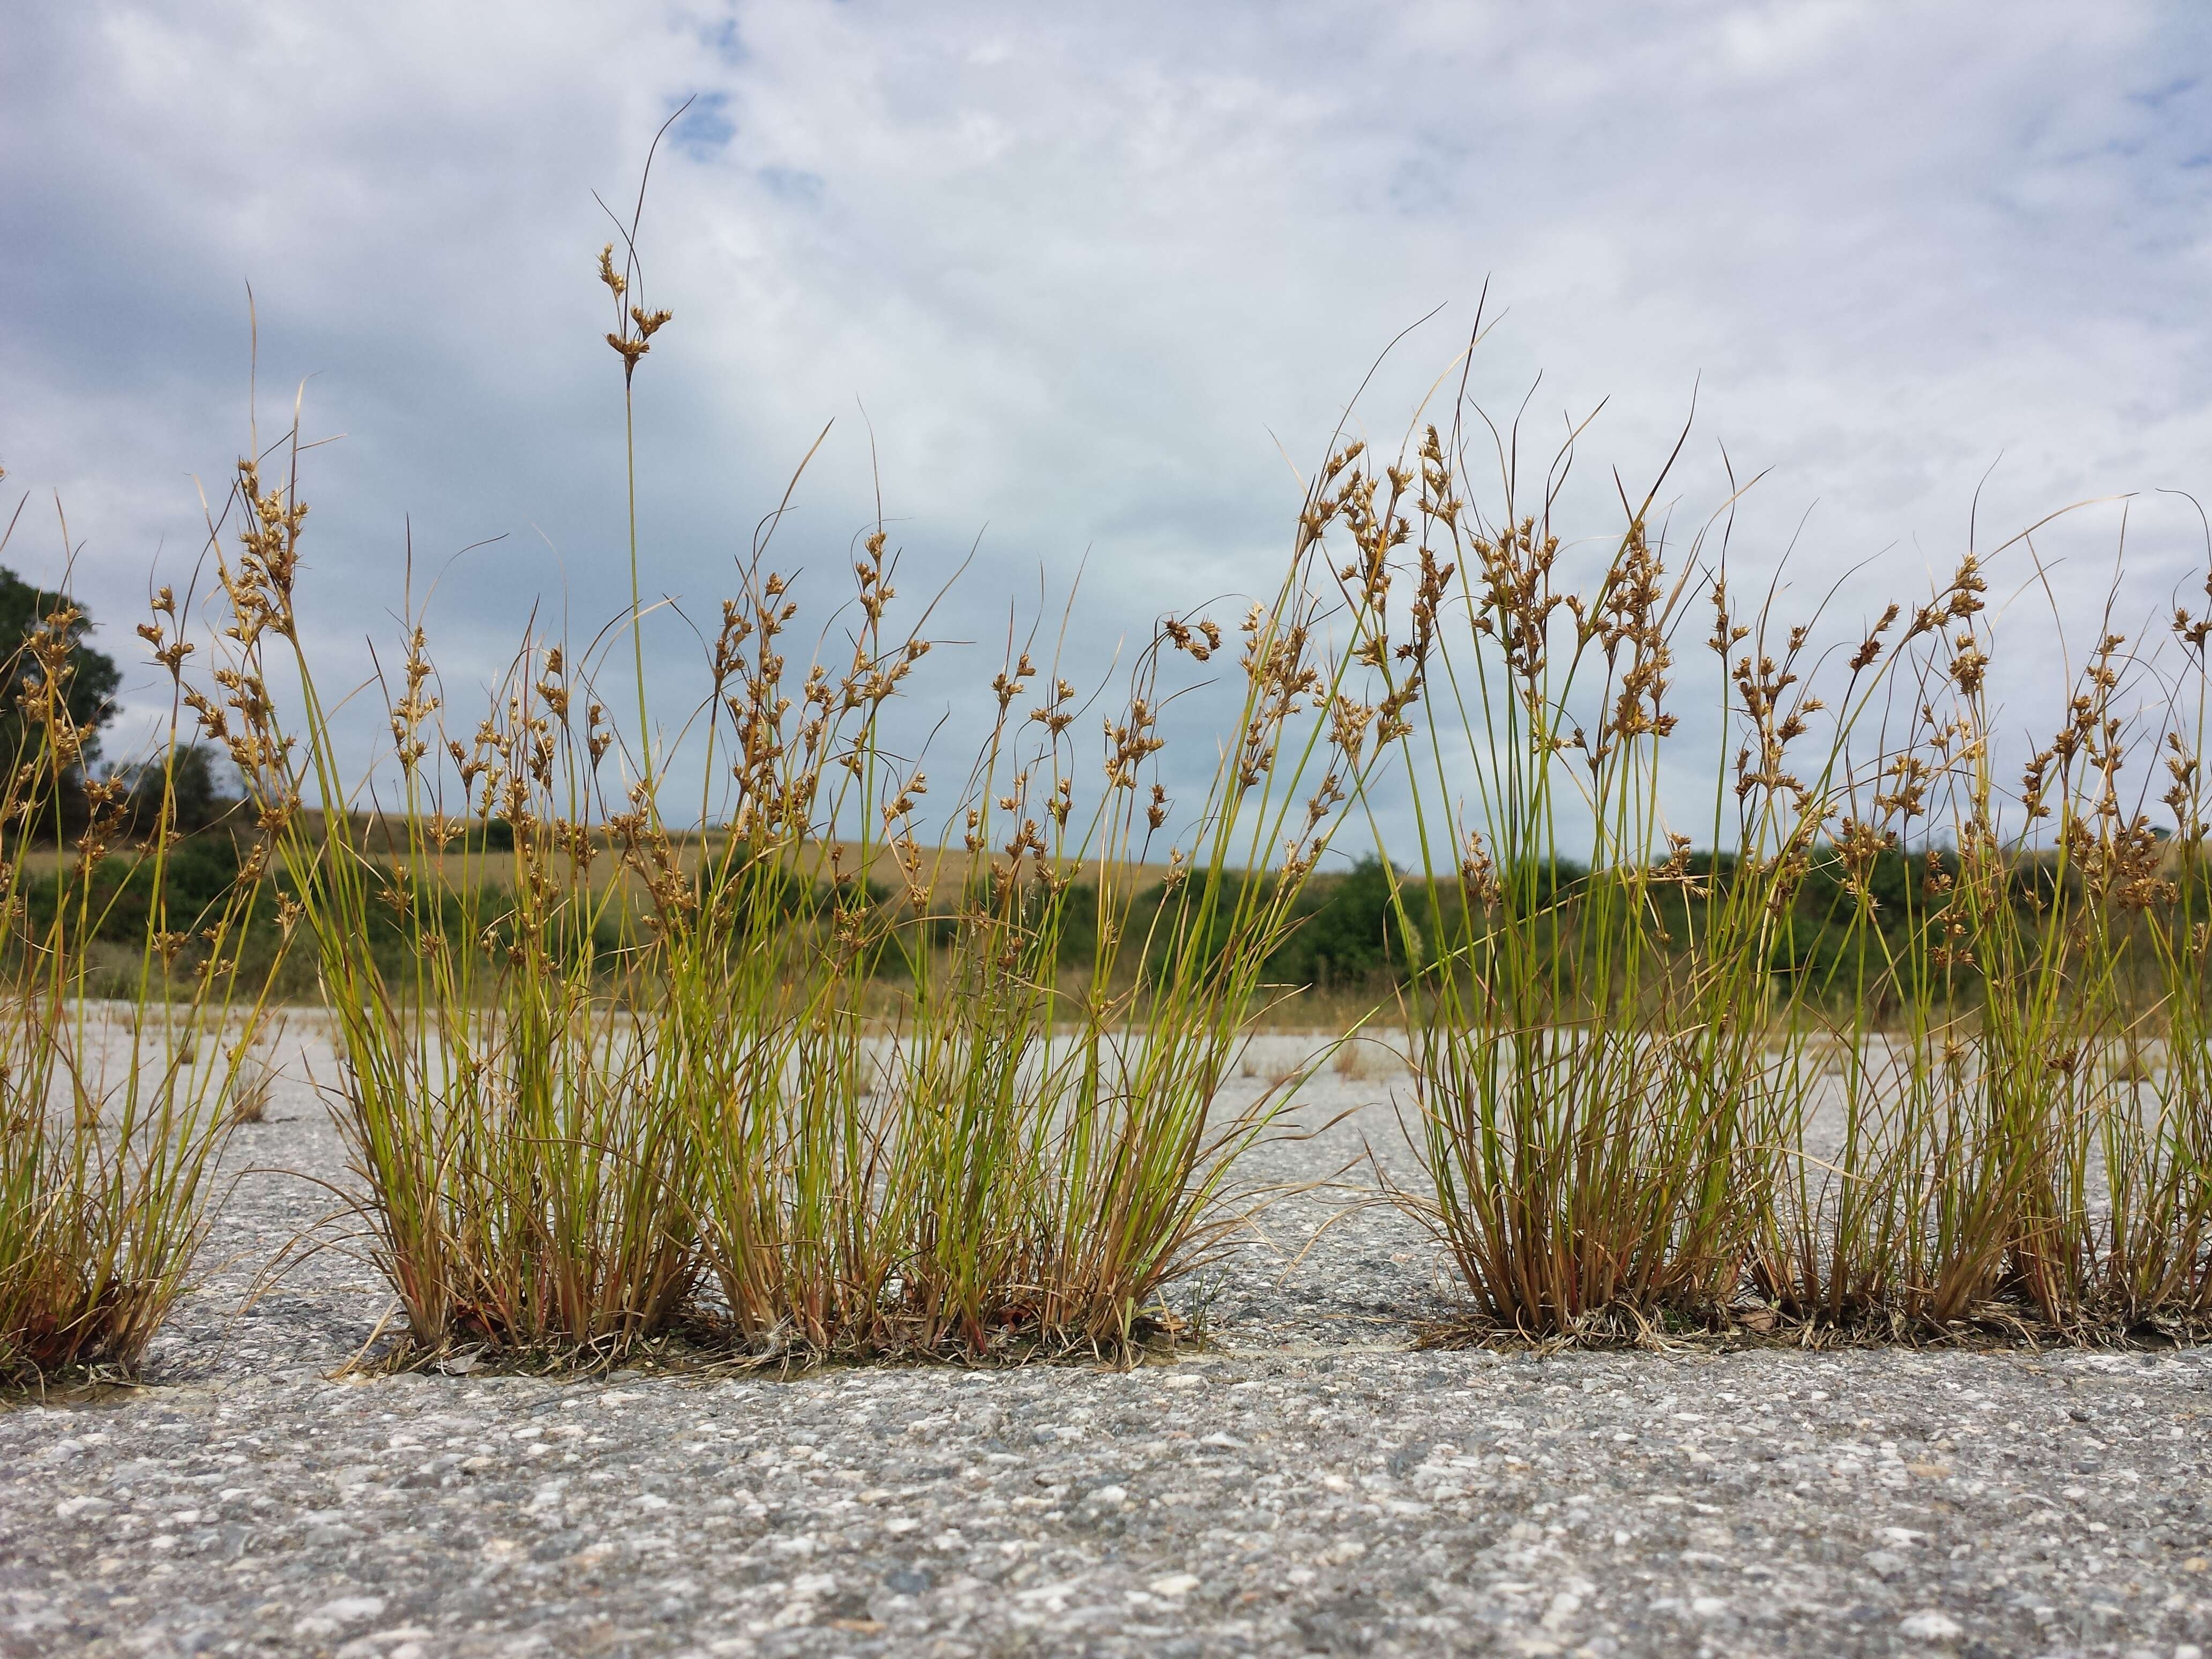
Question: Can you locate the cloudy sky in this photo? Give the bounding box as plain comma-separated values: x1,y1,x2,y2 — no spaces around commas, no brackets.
6,3,2211,849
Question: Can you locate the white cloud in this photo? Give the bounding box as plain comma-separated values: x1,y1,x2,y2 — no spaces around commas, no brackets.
3,1,2209,845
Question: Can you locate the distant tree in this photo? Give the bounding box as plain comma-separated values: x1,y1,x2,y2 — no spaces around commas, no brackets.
116,744,242,836
0,565,121,835
1272,856,1421,987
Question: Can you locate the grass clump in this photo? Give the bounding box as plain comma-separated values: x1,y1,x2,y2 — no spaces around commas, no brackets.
1362,420,1815,1333
0,488,276,1381
210,447,698,1359
1349,379,2212,1346
1751,576,2212,1336
207,203,1406,1367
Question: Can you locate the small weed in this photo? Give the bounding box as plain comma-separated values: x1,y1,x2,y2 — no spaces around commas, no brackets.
227,1013,288,1125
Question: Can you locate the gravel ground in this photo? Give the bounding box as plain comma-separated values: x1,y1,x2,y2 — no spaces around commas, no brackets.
5,1024,2212,1659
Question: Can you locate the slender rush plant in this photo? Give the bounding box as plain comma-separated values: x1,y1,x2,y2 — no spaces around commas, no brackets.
0,474,274,1381
1348,373,2212,1344
1356,412,1847,1335
206,169,1402,1365
678,431,1403,1359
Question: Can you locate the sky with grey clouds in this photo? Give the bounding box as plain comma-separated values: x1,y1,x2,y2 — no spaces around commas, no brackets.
5,2,2212,848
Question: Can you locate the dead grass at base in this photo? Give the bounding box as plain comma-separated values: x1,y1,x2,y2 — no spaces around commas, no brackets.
1415,1301,2212,1357
345,1303,1212,1384
0,1363,151,1406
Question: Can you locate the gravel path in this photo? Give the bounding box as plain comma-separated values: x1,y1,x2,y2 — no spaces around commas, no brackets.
5,1025,2212,1658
